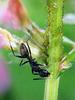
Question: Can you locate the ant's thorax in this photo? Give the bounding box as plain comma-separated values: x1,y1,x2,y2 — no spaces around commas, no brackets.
28,58,39,67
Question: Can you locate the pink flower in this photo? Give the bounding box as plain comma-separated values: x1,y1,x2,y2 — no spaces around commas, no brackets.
0,57,11,94
0,0,30,30
0,0,43,33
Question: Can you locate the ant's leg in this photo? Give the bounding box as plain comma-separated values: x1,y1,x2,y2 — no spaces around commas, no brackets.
20,61,29,66
8,35,22,58
32,72,39,75
26,42,32,57
32,69,39,75
8,35,23,58
10,43,23,58
33,77,45,80
19,59,23,66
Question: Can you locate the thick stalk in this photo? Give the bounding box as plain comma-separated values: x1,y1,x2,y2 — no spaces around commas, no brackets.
44,0,64,100
44,76,60,100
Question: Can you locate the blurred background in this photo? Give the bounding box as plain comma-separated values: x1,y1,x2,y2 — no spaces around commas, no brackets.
0,0,75,100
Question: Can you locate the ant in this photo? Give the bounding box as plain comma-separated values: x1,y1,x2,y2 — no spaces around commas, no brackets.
9,40,50,80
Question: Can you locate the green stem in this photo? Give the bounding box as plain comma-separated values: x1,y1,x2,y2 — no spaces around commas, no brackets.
63,36,75,46
47,0,64,76
44,0,64,100
44,76,60,100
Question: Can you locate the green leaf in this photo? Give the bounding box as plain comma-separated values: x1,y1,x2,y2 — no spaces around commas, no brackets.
66,49,75,62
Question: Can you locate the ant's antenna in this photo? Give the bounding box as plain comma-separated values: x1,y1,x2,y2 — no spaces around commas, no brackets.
7,35,16,56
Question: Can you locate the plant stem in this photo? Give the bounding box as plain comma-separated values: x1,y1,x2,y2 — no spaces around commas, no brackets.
47,0,64,76
44,0,64,100
44,76,60,100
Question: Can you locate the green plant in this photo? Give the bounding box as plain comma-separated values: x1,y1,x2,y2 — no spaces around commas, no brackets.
0,0,75,100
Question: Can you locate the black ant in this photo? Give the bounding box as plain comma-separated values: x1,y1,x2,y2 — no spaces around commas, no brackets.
9,40,50,80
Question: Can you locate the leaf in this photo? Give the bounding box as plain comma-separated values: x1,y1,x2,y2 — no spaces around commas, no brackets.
66,49,75,62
